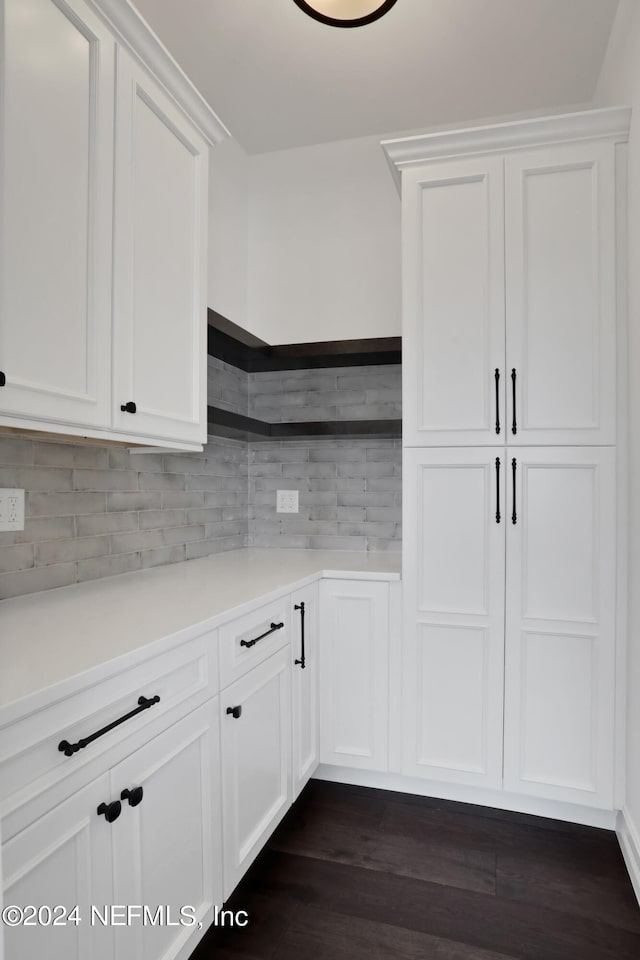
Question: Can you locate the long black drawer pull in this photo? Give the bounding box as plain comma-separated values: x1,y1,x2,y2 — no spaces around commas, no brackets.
294,601,306,669
495,457,501,524
58,695,161,757
240,622,284,649
495,369,500,435
512,458,517,525
511,368,517,435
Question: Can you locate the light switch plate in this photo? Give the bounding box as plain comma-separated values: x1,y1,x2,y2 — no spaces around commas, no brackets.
0,489,25,531
276,490,299,513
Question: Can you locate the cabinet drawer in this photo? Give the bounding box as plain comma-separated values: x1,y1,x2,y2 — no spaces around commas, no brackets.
0,629,217,836
219,597,290,689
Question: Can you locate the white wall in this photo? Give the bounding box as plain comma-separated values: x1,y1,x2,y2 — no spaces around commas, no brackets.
247,135,401,344
208,136,249,328
594,0,640,863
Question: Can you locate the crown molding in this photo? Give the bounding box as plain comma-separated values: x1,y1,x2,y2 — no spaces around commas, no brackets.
91,0,230,146
381,106,632,189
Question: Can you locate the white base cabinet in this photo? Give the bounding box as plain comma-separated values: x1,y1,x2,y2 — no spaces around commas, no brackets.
503,447,616,808
220,648,292,899
402,448,505,789
319,580,390,773
291,584,319,800
2,700,221,960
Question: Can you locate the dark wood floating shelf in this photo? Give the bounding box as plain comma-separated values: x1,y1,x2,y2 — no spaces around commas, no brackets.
207,406,402,443
208,309,401,372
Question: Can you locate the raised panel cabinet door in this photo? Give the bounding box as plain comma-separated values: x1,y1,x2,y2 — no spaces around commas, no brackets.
318,579,389,771
402,156,506,446
291,583,319,800
505,142,616,445
220,649,292,899
113,48,208,446
2,773,114,960
110,701,222,960
0,0,113,427
503,448,616,808
402,448,506,788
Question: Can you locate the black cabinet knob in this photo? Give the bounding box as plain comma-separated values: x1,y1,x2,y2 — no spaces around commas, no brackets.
97,800,121,823
121,786,144,807
226,705,242,719
120,401,137,414
0,372,5,387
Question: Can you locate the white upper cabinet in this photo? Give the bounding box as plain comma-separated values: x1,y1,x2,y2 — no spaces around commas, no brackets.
384,108,629,448
401,156,506,446
0,0,114,428
505,142,617,445
0,0,227,448
112,49,209,446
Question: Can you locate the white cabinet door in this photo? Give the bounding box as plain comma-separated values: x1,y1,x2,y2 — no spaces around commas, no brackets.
291,584,319,799
503,447,616,808
505,142,616,445
402,448,506,788
220,649,291,899
319,579,389,772
0,0,113,427
110,700,221,960
402,156,506,446
113,48,208,446
2,773,114,960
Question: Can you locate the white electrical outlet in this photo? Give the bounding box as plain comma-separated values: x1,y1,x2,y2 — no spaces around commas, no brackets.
276,490,299,513
0,489,25,531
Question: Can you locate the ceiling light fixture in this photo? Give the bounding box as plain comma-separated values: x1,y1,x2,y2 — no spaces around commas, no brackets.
292,0,399,28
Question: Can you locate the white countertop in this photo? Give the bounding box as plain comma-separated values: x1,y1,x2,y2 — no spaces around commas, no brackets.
0,548,400,711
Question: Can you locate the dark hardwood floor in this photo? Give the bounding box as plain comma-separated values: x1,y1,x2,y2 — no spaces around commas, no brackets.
191,780,640,960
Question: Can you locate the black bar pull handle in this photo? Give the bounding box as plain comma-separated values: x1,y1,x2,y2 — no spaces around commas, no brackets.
0,372,5,387
511,369,517,435
121,786,144,807
495,458,501,524
240,621,284,649
495,369,500,435
512,458,517,525
226,705,242,719
97,800,121,823
58,695,160,757
294,601,306,669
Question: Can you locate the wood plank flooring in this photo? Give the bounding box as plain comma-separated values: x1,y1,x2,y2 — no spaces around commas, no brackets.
190,780,640,960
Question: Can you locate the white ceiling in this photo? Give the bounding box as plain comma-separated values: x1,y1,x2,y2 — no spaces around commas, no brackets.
132,0,619,153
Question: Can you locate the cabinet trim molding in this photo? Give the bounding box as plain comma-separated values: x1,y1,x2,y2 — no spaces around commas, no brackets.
381,106,631,188
91,0,230,145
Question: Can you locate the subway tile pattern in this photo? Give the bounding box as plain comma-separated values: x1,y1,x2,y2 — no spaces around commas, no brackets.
248,439,402,553
0,435,249,599
249,365,401,422
0,361,402,598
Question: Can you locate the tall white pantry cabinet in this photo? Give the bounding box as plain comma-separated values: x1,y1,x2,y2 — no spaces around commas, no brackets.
383,107,630,815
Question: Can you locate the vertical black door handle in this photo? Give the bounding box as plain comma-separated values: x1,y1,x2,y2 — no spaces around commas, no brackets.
294,601,306,669
511,458,517,525
495,457,501,524
511,369,517,435
0,372,5,387
495,369,500,435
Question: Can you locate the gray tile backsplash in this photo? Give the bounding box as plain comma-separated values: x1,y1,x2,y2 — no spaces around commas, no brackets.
0,360,401,598
248,438,401,553
0,435,248,599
